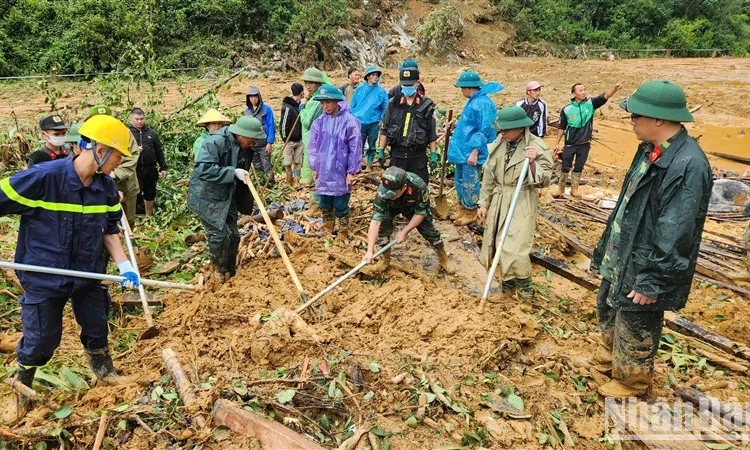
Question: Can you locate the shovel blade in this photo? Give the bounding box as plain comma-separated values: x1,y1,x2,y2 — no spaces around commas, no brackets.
435,195,449,220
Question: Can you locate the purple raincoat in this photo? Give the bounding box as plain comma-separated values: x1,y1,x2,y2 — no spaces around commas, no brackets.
308,101,363,196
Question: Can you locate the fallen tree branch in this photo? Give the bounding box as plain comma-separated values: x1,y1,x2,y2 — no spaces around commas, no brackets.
162,348,206,428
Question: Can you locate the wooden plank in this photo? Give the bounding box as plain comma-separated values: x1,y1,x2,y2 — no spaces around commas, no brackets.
708,152,750,165
693,274,750,298
212,399,326,450
664,311,750,362
113,294,164,307
538,215,594,257
530,252,599,291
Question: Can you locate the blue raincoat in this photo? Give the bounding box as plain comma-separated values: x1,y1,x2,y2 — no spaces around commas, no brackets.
447,82,503,165
350,82,389,125
308,101,362,196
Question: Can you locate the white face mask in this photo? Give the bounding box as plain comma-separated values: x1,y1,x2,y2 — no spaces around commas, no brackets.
46,133,67,147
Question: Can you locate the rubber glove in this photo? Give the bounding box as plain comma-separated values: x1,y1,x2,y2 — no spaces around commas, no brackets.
429,151,439,166
117,261,140,289
234,168,249,183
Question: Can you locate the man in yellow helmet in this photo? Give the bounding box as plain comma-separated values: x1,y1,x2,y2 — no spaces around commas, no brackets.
0,114,140,419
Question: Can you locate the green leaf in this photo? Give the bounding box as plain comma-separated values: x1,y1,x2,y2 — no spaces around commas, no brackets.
370,426,392,437
35,442,48,450
212,426,231,442
662,333,676,344
705,444,733,450
425,393,437,404
61,367,89,390
506,393,524,411
368,361,382,373
54,405,74,419
112,402,130,412
328,380,336,398
319,415,331,430
364,391,374,400
404,416,418,428
162,392,179,401
276,389,296,404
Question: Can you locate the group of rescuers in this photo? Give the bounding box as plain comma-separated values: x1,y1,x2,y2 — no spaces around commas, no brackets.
0,56,727,416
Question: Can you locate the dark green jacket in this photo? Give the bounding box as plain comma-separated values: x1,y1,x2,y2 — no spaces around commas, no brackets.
187,127,239,230
591,127,712,311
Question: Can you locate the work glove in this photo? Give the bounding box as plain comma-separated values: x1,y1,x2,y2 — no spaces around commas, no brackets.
117,261,140,289
376,147,385,166
429,151,439,167
234,168,249,183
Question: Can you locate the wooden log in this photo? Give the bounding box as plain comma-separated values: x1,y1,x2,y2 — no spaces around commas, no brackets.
530,252,599,291
674,386,750,428
693,274,750,298
211,398,326,450
692,347,749,372
4,378,60,410
162,348,206,428
538,216,594,257
92,411,108,450
708,152,750,165
664,312,750,362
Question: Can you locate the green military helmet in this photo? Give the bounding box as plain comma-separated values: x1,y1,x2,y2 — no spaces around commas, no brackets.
64,122,84,143
377,166,407,200
455,71,484,88
619,80,693,123
400,58,419,70
301,67,325,83
228,116,267,140
87,104,112,119
494,105,534,130
363,65,382,79
313,84,345,101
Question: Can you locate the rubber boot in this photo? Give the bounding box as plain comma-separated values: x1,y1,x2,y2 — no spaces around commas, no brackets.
570,172,582,198
337,214,350,238
322,209,335,234
10,365,35,423
365,153,375,172
598,365,650,398
86,347,121,382
433,242,456,275
590,344,613,374
453,207,477,226
211,263,227,285
144,200,155,217
285,169,294,186
516,278,534,299
370,249,391,273
552,173,568,198
449,205,466,222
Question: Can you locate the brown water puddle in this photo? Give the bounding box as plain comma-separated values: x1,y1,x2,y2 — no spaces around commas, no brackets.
565,120,749,173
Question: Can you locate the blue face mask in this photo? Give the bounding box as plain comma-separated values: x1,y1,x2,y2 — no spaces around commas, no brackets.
401,86,417,96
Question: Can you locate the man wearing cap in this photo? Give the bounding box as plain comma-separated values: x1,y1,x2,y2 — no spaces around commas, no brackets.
589,80,712,398
448,71,503,226
129,107,167,217
187,116,266,284
244,87,277,185
280,83,305,186
88,105,141,228
377,66,437,184
2,114,140,419
193,108,232,163
64,123,84,157
477,106,553,299
351,65,389,171
515,81,548,138
27,114,70,167
553,81,623,198
362,166,455,274
307,84,362,236
339,68,361,104
299,67,330,187
388,59,426,99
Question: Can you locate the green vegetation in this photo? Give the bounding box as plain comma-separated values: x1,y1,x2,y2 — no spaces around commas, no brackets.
494,0,750,55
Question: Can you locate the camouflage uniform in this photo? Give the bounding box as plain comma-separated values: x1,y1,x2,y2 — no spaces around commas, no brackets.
373,171,441,247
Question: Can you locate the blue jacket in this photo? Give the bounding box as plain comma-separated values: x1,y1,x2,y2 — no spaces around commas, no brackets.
244,103,276,145
0,158,121,301
350,82,389,125
447,82,503,165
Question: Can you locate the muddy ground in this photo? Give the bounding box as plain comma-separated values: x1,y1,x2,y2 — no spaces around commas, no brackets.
0,56,749,449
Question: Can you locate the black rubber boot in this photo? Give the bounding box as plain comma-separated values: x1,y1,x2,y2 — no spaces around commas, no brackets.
86,347,119,380
16,365,36,389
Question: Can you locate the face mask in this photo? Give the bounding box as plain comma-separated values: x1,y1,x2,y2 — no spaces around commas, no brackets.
401,86,417,96
46,133,67,147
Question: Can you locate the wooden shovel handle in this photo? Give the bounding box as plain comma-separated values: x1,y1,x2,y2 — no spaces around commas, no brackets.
438,110,453,197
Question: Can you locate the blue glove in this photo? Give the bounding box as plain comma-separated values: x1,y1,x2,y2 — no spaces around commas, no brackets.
429,151,439,165
117,261,140,289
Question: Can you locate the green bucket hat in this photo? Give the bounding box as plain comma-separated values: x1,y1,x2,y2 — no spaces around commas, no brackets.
65,122,84,143
377,167,407,200
301,67,325,84
313,84,345,101
494,106,534,130
228,116,266,140
87,104,112,119
455,71,484,88
619,80,693,122
363,65,382,79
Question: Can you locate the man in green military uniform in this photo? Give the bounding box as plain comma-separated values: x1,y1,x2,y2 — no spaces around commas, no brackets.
590,80,712,398
187,116,266,284
362,167,455,274
87,105,141,228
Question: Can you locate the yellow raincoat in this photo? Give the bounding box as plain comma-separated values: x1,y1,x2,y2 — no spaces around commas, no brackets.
478,129,553,280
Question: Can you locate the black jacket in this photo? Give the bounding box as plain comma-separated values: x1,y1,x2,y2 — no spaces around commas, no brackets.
280,96,302,143
128,124,167,171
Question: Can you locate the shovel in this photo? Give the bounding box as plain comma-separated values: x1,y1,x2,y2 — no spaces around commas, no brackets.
0,261,196,290
244,173,309,302
434,109,454,219
478,157,531,314
296,240,397,314
120,213,159,339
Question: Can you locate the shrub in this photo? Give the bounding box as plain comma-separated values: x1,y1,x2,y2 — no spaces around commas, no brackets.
417,1,465,55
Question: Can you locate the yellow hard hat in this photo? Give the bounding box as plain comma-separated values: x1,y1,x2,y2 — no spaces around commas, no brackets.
196,108,231,126
79,115,132,157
